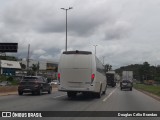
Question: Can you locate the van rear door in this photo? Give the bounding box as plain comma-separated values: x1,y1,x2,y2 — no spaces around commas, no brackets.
59,53,92,88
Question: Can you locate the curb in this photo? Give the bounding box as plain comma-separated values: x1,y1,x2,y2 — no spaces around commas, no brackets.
134,88,160,102
0,92,17,96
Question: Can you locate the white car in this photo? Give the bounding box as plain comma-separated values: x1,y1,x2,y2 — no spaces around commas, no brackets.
51,80,58,85
0,81,11,86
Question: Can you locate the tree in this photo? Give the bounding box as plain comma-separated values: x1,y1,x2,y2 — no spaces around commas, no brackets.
139,62,150,82
105,64,112,72
20,63,26,69
31,63,40,76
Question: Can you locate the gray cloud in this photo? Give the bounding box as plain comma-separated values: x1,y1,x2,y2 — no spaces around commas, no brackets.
104,21,131,40
1,0,160,69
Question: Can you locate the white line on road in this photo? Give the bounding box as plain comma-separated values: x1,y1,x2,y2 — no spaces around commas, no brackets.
103,88,117,102
53,94,66,98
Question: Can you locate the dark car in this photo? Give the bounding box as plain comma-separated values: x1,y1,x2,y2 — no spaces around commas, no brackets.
18,76,52,95
120,80,133,91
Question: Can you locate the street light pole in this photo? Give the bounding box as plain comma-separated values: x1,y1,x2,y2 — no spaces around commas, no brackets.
61,7,73,51
93,45,98,55
102,56,105,65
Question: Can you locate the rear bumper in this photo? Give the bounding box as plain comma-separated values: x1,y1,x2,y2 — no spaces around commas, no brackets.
18,86,40,93
121,85,132,89
58,85,96,93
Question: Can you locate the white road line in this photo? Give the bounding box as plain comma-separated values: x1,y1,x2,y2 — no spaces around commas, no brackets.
53,94,66,99
103,88,117,102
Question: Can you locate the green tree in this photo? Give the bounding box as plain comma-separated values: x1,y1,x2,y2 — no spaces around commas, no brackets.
31,63,40,76
20,63,26,69
105,64,112,72
139,62,150,82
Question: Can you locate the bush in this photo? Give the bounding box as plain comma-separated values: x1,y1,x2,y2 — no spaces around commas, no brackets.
0,75,19,85
7,76,14,82
0,75,7,82
11,80,19,85
155,77,160,81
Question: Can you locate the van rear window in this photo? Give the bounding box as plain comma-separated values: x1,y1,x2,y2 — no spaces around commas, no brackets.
60,55,91,69
63,51,92,55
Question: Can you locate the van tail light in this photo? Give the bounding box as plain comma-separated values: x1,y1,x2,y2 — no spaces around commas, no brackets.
91,74,95,83
58,73,60,82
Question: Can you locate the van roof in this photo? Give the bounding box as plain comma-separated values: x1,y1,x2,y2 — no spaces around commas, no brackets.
63,50,92,55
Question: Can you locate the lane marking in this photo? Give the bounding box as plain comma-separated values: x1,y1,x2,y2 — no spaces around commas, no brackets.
103,88,117,102
53,94,66,99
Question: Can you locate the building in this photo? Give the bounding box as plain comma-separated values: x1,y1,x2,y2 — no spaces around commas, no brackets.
19,60,58,79
0,60,21,76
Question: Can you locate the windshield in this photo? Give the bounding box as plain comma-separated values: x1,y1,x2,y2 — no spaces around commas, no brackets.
0,0,160,119
22,77,38,81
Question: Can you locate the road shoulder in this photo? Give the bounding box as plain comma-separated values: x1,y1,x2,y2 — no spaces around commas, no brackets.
135,88,160,102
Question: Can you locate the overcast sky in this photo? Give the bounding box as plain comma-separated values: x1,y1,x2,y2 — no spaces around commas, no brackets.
1,0,160,69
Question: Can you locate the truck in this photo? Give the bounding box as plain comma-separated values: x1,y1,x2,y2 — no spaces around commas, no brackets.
106,71,116,87
120,71,133,91
122,71,133,81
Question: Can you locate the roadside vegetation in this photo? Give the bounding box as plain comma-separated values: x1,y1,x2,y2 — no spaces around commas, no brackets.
115,61,160,97
0,75,19,85
115,61,160,84
133,84,160,96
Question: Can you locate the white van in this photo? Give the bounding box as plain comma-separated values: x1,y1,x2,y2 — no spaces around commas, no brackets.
58,50,107,98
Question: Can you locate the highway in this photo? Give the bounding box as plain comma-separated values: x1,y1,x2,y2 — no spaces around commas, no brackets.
0,85,160,120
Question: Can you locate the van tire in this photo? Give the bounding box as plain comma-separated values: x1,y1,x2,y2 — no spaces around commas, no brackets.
37,88,42,95
67,92,77,98
96,85,102,98
48,87,52,94
18,91,23,95
121,87,123,90
32,92,35,95
102,85,107,94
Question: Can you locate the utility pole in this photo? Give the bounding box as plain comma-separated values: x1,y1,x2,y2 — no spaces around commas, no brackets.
93,45,98,55
102,56,105,65
27,44,30,72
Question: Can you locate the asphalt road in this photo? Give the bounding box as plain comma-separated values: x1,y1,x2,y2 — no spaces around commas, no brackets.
0,85,160,120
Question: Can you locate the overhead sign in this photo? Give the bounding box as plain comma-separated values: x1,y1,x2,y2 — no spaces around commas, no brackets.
0,43,18,52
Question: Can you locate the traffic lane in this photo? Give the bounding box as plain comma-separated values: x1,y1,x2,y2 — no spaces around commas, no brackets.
38,86,160,120
100,87,160,111
0,87,117,120
81,86,160,111
1,86,160,120
2,86,159,112
34,86,116,111
72,87,159,111
0,91,66,111
0,86,116,111
1,86,159,111
50,86,160,111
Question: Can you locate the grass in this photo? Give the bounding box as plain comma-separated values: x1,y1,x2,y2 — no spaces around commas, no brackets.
133,84,160,96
